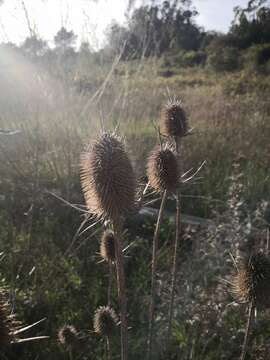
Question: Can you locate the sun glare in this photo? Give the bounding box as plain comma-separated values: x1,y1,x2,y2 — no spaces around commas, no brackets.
0,0,128,47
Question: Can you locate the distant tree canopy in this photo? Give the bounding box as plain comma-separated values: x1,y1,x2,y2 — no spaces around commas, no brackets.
21,35,48,58
106,0,202,59
54,27,77,53
229,1,270,48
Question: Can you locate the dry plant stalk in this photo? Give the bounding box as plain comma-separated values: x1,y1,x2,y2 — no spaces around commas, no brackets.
240,301,255,360
146,146,179,359
81,133,136,360
166,137,182,344
161,100,188,346
147,189,167,359
232,253,270,360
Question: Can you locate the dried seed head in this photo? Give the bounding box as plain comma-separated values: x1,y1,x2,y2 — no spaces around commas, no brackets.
232,253,270,308
80,133,136,222
58,325,79,350
160,101,188,138
0,292,19,346
100,230,116,262
147,146,179,193
93,306,118,337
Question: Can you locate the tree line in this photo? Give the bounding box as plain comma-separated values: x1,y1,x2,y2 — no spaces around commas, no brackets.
0,0,270,73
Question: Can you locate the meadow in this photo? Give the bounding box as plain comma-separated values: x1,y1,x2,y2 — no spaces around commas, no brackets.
1,48,270,359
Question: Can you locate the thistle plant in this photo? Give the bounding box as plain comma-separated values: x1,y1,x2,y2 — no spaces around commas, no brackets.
94,306,118,337
146,145,179,359
160,100,189,346
58,325,79,359
100,230,116,305
100,230,116,264
0,297,19,346
81,133,136,360
94,306,119,360
0,289,48,346
232,253,270,360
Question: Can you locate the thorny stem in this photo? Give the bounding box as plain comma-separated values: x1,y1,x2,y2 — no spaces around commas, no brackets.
147,190,168,360
113,219,128,360
240,301,255,360
167,137,182,345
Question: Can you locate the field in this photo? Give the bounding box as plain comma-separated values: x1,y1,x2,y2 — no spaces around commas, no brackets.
1,47,270,359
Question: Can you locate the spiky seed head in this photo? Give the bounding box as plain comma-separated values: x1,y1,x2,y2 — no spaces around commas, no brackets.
232,253,270,308
93,306,118,337
58,325,79,350
160,101,188,138
100,230,116,262
80,133,136,222
147,146,179,193
0,292,19,346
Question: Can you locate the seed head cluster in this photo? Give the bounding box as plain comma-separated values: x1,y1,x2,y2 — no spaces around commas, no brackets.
232,253,270,308
100,230,116,262
160,101,188,138
93,306,118,337
58,325,79,350
80,133,136,222
147,146,179,193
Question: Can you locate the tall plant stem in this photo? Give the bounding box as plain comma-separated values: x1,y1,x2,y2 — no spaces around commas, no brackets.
147,190,168,360
108,260,112,306
69,349,73,360
106,336,112,360
113,219,128,360
167,137,182,345
240,301,255,360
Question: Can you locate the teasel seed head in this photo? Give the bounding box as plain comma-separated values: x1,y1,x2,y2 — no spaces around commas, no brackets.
160,100,188,138
0,292,20,346
147,146,179,193
100,230,116,262
232,253,270,308
80,133,136,222
93,306,118,337
58,325,79,350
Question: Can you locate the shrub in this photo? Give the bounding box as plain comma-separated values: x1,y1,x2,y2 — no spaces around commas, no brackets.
244,43,270,74
207,46,241,72
181,50,206,67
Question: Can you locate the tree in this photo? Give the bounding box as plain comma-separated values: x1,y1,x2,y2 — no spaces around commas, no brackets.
230,3,270,49
54,27,77,53
105,0,201,58
21,35,48,59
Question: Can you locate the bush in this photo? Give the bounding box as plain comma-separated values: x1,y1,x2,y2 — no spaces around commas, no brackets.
181,50,206,67
207,46,241,72
244,43,270,74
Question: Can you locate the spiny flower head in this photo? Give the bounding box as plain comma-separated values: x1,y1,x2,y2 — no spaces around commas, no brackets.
0,292,20,346
232,253,270,308
100,230,116,262
93,306,118,337
58,325,79,350
80,133,136,222
160,100,188,138
147,145,179,193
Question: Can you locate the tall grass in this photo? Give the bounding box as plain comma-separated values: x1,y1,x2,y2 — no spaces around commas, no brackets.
1,52,270,358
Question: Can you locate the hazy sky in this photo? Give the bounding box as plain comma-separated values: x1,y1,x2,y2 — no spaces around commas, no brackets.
0,0,249,47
